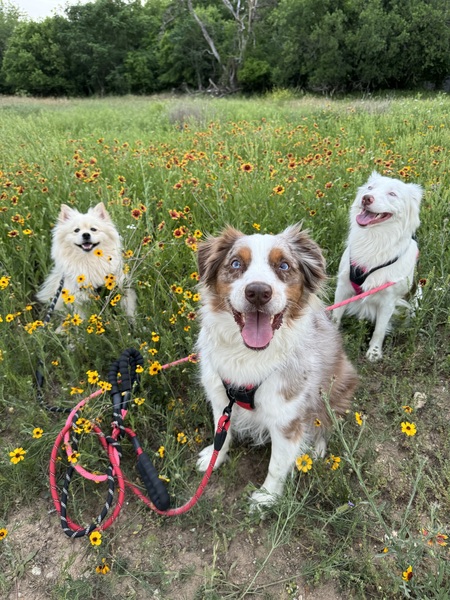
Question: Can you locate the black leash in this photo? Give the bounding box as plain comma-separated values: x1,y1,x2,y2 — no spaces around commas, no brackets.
35,277,71,413
43,276,65,324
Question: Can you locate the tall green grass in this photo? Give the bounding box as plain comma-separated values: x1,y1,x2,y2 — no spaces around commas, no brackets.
0,93,449,599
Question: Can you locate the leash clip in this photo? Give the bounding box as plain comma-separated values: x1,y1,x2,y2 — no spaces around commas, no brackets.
214,404,233,452
223,402,233,419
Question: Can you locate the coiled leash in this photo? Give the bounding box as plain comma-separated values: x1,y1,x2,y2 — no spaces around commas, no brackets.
50,348,233,537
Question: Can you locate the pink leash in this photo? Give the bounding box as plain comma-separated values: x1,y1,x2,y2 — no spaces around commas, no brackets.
161,353,198,370
325,281,396,312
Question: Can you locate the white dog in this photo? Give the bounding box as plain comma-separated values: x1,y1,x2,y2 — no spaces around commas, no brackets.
333,171,422,361
37,202,136,318
196,225,357,509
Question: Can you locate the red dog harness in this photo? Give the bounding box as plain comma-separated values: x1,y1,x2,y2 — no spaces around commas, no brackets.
222,380,258,410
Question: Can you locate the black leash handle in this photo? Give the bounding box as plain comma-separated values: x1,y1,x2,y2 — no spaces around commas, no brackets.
118,347,143,393
129,434,171,511
109,349,171,511
108,347,143,408
108,347,144,434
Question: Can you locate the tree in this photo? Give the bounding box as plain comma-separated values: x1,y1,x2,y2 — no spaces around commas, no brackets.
271,0,450,92
123,0,168,94
2,16,71,95
392,0,450,88
270,0,331,89
63,0,149,95
347,0,394,89
158,1,224,90
185,0,266,92
0,0,22,91
1,0,449,96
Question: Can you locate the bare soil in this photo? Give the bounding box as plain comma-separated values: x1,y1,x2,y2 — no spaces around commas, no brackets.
5,452,344,600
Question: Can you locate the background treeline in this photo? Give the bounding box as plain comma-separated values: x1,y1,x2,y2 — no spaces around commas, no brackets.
0,0,450,96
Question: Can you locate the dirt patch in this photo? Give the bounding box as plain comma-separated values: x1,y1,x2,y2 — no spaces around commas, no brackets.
4,468,344,600
5,504,91,600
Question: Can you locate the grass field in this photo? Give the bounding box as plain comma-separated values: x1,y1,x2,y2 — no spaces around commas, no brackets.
0,92,449,600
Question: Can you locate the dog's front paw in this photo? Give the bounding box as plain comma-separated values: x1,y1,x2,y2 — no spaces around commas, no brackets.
314,437,327,458
197,444,228,472
366,345,382,362
332,313,342,327
249,488,278,512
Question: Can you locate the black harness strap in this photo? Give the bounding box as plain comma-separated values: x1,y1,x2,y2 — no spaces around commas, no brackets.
222,380,259,410
36,276,71,413
349,255,399,288
349,234,419,289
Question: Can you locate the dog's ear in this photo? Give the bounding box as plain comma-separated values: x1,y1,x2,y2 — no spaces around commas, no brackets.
407,182,423,206
58,204,76,222
198,226,243,284
406,182,423,232
284,224,326,293
89,202,111,221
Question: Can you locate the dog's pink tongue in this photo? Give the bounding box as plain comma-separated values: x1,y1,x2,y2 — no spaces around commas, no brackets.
242,312,273,349
356,210,378,226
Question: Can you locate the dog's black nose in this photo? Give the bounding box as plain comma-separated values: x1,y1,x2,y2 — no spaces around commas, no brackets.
362,194,374,206
82,232,91,240
245,282,272,307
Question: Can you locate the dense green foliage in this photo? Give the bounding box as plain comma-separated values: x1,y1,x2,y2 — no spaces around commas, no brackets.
1,0,450,95
0,0,21,91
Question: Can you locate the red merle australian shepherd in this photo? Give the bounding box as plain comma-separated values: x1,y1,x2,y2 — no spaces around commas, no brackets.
196,224,357,509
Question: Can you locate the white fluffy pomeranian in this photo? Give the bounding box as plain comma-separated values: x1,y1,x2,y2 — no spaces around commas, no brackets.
37,202,136,317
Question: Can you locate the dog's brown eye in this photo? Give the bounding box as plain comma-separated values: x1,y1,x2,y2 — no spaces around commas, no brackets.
90,227,97,232
74,228,80,233
388,192,397,197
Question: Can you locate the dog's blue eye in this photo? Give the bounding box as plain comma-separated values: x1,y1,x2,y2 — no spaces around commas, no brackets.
90,227,97,232
231,259,241,269
279,262,289,271
74,228,80,233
